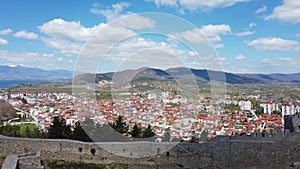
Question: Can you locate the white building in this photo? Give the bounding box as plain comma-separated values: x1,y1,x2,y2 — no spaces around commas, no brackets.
148,93,157,100
282,103,295,116
260,101,279,114
0,93,8,101
239,100,252,111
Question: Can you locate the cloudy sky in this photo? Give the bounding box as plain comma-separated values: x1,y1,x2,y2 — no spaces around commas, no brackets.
0,0,299,74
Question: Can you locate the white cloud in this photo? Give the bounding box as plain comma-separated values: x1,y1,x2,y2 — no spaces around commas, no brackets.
37,16,222,72
150,0,178,7
224,57,300,74
39,18,98,41
169,24,231,44
0,50,74,70
91,3,155,30
219,57,226,61
255,5,267,14
201,24,232,38
39,18,102,55
212,44,224,48
188,51,198,57
75,24,216,73
236,54,246,60
14,31,38,39
244,37,300,51
91,2,131,21
0,50,54,63
278,57,292,61
296,33,300,37
265,0,300,23
111,14,155,30
179,0,250,10
0,29,13,35
0,38,9,45
147,0,250,11
39,15,155,56
236,31,255,37
78,33,202,72
249,22,257,28
260,57,299,73
169,28,208,43
41,37,84,56
39,16,153,57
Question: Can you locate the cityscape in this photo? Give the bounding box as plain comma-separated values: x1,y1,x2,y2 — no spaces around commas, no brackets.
0,0,300,168
1,85,299,142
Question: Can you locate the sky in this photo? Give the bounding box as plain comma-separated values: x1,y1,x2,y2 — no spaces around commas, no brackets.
0,0,299,74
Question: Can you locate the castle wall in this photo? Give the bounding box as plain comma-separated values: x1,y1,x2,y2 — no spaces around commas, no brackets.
1,132,300,169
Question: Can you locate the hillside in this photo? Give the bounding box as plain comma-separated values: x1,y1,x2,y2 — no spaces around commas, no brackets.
73,67,300,85
0,99,17,120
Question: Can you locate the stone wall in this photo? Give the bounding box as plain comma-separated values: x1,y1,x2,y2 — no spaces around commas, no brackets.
17,152,43,169
1,132,300,169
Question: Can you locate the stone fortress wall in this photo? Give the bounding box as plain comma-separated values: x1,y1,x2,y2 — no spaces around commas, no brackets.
1,129,300,169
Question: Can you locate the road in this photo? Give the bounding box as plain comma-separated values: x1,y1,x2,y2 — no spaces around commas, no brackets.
13,107,39,128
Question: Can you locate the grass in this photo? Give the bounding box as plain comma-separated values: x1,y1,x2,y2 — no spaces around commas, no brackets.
45,160,130,169
45,160,107,169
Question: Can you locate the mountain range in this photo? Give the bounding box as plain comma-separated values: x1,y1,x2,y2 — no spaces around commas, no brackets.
74,67,300,85
0,65,72,81
0,65,299,84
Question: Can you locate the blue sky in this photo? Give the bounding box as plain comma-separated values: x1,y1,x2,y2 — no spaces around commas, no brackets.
0,0,299,74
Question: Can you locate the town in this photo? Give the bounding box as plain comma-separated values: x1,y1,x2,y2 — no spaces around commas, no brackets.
0,86,299,142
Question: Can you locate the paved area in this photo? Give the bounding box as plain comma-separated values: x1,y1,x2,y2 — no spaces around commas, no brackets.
2,155,17,169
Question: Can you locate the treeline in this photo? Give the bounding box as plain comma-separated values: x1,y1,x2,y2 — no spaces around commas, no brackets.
109,116,155,138
0,116,157,142
47,115,156,142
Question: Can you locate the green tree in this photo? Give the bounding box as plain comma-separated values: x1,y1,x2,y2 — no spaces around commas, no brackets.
255,107,264,115
0,125,20,137
142,124,155,138
24,125,30,137
131,123,142,138
110,116,128,134
47,117,72,139
21,98,28,104
224,103,240,112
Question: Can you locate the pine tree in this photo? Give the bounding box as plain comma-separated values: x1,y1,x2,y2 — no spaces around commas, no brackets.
47,116,72,139
131,123,142,138
111,116,128,134
142,124,155,138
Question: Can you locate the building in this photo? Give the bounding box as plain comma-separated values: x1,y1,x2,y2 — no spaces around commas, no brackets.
239,100,252,111
282,103,295,116
260,101,279,114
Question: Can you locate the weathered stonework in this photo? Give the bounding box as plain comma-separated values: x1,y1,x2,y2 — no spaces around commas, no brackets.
1,131,300,169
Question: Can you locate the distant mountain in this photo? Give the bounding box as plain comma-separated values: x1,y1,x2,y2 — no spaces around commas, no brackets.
0,65,73,81
73,67,173,85
74,67,300,85
237,73,300,83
